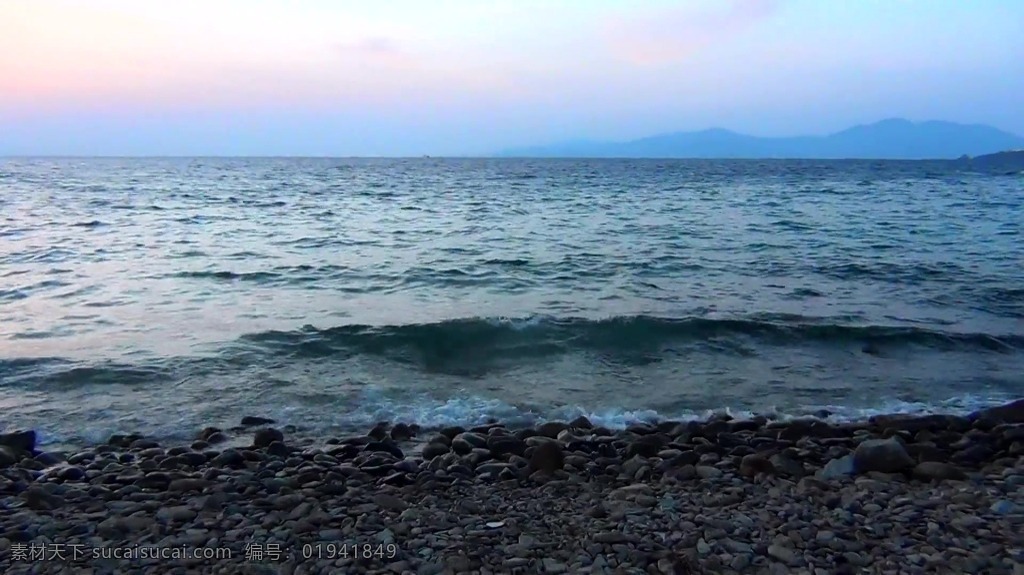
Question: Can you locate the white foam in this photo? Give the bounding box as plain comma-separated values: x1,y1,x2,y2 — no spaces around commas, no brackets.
542,406,687,428
804,393,1012,422
24,390,1018,447
289,390,1014,433
486,315,549,331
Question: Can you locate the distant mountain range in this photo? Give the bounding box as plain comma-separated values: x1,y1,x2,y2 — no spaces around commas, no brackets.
496,119,1024,160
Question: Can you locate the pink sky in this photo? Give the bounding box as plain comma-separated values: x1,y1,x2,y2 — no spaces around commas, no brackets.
2,0,1022,155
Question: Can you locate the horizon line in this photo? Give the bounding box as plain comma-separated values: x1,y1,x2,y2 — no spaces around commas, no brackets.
3,117,1023,161
0,154,1000,161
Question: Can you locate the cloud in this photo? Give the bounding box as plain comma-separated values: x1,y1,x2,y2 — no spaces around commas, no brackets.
345,37,402,55
604,0,787,66
336,36,409,64
0,0,517,115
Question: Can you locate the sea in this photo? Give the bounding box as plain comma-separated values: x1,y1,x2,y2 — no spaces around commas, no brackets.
1,157,1022,447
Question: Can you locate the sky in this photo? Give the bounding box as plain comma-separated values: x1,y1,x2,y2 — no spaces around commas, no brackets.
2,0,1023,156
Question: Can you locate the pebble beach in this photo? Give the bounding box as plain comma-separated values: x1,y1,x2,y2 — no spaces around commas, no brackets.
2,400,1023,574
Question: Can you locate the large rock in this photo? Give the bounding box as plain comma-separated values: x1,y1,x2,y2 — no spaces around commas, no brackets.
871,414,969,434
853,437,914,473
951,443,994,465
439,426,465,439
196,427,221,441
569,415,593,429
390,423,413,441
421,442,450,460
364,441,404,459
253,427,284,448
240,416,276,426
486,436,526,458
625,434,668,458
21,485,64,510
739,453,773,477
912,461,967,481
778,419,839,441
0,429,36,453
536,421,568,439
660,450,699,469
820,455,856,479
1002,425,1024,443
453,432,488,450
769,453,806,478
0,446,20,467
971,399,1024,425
529,441,564,474
210,449,245,468
266,441,290,458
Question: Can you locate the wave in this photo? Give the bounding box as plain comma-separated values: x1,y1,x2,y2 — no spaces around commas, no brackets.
814,261,966,283
173,270,282,282
236,315,1023,362
6,247,78,264
3,279,72,300
20,314,965,386
150,256,998,293
3,317,1020,447
0,358,174,388
0,288,28,301
71,220,107,228
982,286,1024,304
165,264,358,286
482,258,531,267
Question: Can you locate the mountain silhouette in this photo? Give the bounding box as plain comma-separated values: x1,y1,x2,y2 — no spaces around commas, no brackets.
497,119,1024,159
959,150,1024,173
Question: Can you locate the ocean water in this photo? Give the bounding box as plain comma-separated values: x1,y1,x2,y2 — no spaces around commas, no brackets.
1,157,1022,446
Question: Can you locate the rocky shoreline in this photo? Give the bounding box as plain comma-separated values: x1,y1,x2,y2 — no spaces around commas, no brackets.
2,400,1023,574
